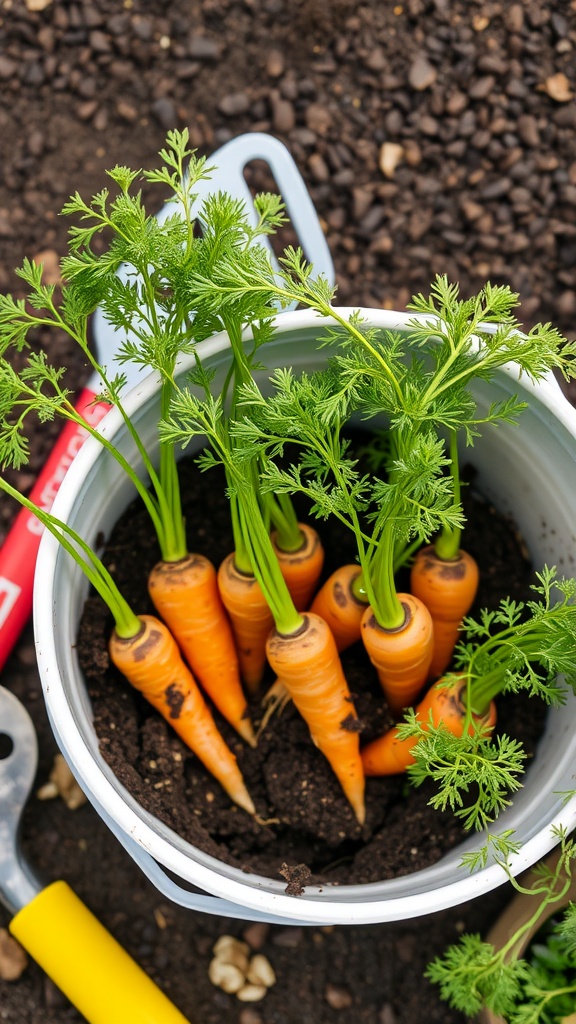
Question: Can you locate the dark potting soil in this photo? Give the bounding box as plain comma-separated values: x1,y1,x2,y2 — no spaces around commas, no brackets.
77,454,544,891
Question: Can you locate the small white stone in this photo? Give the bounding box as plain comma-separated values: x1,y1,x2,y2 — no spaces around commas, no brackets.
208,958,245,994
236,983,267,1003
379,142,404,179
246,954,276,989
213,935,250,971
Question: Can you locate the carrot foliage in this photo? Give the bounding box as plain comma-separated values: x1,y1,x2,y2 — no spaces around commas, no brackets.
398,568,576,831
231,364,463,627
184,246,576,437
427,826,576,1021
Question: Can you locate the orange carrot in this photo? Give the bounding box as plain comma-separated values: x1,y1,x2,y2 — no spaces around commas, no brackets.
266,612,365,825
217,552,275,695
361,593,434,716
310,564,368,652
109,614,256,814
361,675,497,776
271,522,325,612
148,554,255,747
410,545,479,678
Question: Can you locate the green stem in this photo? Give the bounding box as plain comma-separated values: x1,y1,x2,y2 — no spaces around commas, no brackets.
0,478,140,638
369,522,405,629
350,569,369,603
228,485,252,575
266,491,302,552
47,309,161,491
393,535,424,574
224,315,303,554
434,430,462,560
204,274,405,406
56,400,166,548
418,325,469,408
236,486,303,635
501,872,572,964
10,291,189,564
462,613,574,715
158,377,187,561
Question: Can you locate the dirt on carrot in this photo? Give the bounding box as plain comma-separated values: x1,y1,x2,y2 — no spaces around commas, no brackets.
78,455,546,889
109,614,256,814
310,564,367,652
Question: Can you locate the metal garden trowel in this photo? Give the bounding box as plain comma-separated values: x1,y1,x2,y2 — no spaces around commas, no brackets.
0,684,191,1024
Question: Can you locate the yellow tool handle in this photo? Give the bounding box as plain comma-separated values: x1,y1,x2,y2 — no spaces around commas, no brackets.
9,880,190,1024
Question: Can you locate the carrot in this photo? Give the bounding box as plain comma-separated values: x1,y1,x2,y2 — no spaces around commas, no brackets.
0,475,256,816
217,552,275,695
410,544,479,678
309,564,368,652
109,614,256,814
361,593,434,716
271,522,324,612
166,386,366,822
148,554,255,747
266,612,365,825
361,676,497,776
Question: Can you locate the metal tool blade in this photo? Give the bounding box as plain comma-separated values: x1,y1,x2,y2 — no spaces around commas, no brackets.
0,687,42,914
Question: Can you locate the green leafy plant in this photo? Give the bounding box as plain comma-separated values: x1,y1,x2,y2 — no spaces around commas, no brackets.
358,566,576,830
231,362,463,628
183,248,576,436
427,827,576,1023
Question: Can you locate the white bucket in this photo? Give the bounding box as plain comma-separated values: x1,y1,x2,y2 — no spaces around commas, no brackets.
34,308,576,925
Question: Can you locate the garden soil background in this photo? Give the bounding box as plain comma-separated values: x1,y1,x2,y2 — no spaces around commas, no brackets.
0,1,575,1022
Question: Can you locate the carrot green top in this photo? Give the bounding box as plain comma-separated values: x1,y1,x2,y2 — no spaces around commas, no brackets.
396,566,576,833
0,477,140,639
228,364,463,630
161,365,304,637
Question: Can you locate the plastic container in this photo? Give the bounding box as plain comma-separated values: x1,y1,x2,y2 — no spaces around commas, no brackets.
34,308,576,926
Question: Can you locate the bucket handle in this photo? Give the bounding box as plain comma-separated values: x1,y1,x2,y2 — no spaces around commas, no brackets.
103,811,314,927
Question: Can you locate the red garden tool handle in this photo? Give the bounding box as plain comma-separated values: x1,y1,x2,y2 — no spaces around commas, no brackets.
0,387,110,671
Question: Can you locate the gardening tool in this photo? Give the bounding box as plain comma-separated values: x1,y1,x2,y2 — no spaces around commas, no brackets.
0,132,334,670
0,684,191,1023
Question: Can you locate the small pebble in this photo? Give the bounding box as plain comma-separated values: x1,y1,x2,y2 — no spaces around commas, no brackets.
218,92,251,116
0,931,27,982
269,91,295,134
188,35,221,60
236,984,267,1003
246,954,276,989
266,49,285,77
408,55,436,91
151,98,177,129
242,922,270,951
325,984,353,1009
208,958,245,994
239,1011,263,1024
